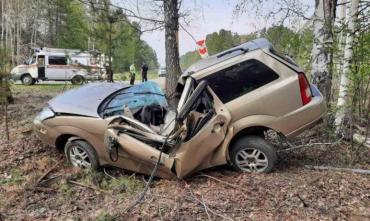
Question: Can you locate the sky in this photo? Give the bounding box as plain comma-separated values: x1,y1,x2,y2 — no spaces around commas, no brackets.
127,0,314,66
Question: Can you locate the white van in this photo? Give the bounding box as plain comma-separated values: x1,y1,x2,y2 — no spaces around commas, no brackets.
10,48,107,85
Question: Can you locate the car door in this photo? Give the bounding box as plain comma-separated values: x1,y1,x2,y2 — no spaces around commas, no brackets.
172,84,231,178
105,79,231,179
46,55,70,80
105,117,176,178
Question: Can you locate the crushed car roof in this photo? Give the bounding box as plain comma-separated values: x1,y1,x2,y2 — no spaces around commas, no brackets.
183,38,272,76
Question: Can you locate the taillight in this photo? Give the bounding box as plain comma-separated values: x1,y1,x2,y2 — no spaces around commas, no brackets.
298,73,312,105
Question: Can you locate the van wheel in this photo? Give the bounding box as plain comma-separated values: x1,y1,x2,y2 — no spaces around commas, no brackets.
229,136,277,173
71,75,84,85
21,74,35,85
65,140,98,170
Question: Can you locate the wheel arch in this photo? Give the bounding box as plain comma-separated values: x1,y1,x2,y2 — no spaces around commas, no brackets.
226,124,281,161
55,134,79,150
55,133,100,166
21,73,32,79
55,133,96,151
229,126,270,149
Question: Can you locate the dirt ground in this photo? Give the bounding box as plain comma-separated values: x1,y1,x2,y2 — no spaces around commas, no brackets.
0,85,369,221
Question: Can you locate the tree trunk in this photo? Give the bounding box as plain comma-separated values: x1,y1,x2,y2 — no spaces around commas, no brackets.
335,0,346,74
164,0,181,106
334,0,359,133
1,0,4,42
310,0,337,102
107,20,114,82
4,102,9,141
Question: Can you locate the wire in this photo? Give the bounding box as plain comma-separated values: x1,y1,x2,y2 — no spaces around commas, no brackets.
123,108,179,213
124,133,171,213
179,23,197,43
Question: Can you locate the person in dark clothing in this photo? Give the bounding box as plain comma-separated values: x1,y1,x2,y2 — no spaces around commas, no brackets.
141,63,149,82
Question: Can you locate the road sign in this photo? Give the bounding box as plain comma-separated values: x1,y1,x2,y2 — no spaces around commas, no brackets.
196,39,208,58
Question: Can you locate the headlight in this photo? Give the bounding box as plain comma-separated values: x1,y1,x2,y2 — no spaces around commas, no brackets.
35,107,55,122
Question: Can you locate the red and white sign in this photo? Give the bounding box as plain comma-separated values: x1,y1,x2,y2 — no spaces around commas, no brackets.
196,39,209,59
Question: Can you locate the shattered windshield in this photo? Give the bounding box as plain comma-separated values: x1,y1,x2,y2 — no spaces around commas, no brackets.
102,81,168,118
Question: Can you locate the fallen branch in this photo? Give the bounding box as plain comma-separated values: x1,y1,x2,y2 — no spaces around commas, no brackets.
38,175,62,186
277,133,344,153
294,193,308,207
196,174,248,197
201,194,212,221
278,141,337,152
186,186,233,221
304,165,370,175
103,168,117,180
67,180,111,195
36,162,61,186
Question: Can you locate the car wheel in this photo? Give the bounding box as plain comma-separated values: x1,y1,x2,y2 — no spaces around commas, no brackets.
22,74,35,85
65,140,98,170
71,75,84,85
229,136,277,173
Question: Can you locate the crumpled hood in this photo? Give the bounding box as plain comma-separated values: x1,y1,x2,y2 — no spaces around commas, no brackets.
48,82,129,117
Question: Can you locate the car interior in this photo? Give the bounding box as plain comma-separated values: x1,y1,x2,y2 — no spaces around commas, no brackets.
105,78,216,153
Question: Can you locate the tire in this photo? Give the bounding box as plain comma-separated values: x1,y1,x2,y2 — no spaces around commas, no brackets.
21,74,35,85
71,75,84,85
65,140,99,170
229,136,277,173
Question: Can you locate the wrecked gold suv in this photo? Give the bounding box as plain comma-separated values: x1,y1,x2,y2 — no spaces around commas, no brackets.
34,38,326,179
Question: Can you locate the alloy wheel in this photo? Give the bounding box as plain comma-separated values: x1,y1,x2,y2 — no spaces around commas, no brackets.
235,148,268,172
69,146,91,169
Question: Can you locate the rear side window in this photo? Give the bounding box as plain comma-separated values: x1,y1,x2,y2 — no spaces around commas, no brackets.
49,56,67,65
205,59,279,103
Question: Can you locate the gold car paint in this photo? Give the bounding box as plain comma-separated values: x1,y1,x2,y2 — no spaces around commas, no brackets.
34,47,326,179
172,88,231,178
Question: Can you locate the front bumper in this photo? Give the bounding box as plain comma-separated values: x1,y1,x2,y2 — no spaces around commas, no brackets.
10,73,22,81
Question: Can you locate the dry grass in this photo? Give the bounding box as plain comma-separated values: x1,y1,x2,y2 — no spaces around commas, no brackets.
0,84,369,220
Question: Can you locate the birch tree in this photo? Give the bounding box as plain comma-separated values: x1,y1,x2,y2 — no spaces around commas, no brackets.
334,0,359,133
310,0,337,102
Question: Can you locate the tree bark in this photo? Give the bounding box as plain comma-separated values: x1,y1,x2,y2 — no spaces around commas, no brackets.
334,0,359,133
310,0,337,102
164,0,181,106
4,102,9,141
107,19,114,82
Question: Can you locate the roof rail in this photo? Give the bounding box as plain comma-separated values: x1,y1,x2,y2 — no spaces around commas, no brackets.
214,38,272,58
183,38,273,75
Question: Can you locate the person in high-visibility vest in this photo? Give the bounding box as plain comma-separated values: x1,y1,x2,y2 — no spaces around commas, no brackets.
129,63,136,85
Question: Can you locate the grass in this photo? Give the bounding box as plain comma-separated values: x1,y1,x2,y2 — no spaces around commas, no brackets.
60,169,144,196
114,70,158,82
11,83,77,92
0,169,25,186
95,213,116,221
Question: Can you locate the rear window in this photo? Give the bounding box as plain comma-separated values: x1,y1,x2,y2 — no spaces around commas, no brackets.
204,59,279,103
49,56,67,65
